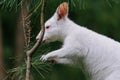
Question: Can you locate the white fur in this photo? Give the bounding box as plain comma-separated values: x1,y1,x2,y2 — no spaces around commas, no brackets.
36,4,120,80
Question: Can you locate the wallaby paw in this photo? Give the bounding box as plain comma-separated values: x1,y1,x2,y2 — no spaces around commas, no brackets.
40,55,57,63
47,58,57,63
40,55,47,61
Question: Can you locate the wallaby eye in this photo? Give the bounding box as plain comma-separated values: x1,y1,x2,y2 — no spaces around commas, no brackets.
46,26,50,29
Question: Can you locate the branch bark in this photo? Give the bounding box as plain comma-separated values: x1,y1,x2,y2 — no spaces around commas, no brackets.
15,0,30,66
15,7,25,66
25,0,45,80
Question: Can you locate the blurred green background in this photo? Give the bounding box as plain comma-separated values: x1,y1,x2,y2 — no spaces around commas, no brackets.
0,0,120,80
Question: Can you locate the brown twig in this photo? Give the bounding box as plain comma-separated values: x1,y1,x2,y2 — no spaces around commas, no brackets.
21,2,27,50
25,0,45,80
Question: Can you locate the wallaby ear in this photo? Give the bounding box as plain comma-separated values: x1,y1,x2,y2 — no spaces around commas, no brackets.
57,2,69,20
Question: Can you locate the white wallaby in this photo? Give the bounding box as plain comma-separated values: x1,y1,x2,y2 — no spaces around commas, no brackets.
36,2,120,80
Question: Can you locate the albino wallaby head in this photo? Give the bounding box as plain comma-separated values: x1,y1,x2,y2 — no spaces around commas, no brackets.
36,2,69,43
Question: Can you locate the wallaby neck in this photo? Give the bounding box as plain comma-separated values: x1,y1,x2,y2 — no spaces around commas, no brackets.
57,18,80,42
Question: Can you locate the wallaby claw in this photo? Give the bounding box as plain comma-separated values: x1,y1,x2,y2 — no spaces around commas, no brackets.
40,54,57,63
40,55,47,62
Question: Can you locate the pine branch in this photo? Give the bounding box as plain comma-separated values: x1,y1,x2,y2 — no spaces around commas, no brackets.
25,0,45,80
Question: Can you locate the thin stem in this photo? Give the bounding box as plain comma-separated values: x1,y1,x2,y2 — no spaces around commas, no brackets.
21,3,27,49
25,0,46,80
